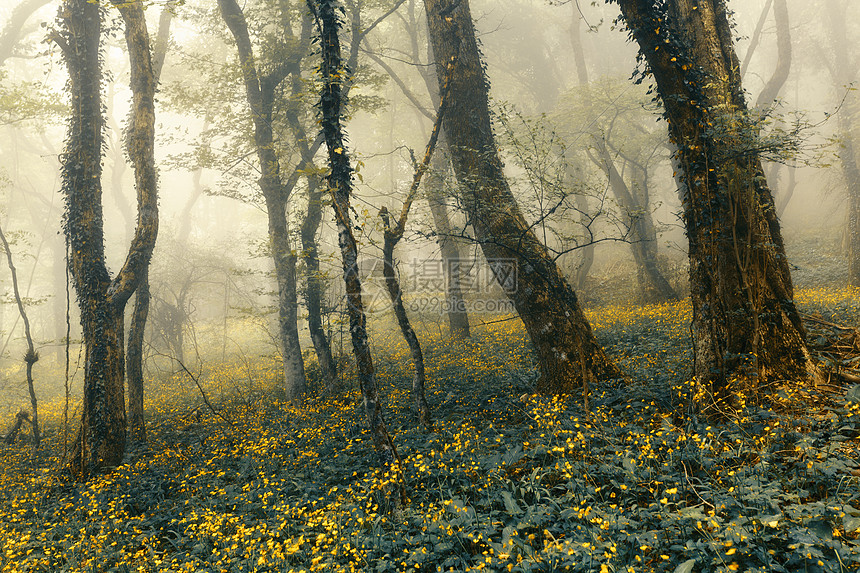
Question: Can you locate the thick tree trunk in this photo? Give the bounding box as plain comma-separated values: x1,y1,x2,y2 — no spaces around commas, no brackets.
218,0,306,401
613,0,808,411
423,0,622,394
312,0,401,477
55,0,159,479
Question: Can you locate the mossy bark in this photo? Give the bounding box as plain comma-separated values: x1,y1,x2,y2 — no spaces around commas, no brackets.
312,0,401,474
56,0,159,479
613,0,808,412
423,0,622,394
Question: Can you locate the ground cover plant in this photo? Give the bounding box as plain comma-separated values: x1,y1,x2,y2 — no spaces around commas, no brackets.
0,288,859,572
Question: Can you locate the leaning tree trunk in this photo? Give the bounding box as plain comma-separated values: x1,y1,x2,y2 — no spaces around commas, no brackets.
54,0,159,479
376,60,455,432
423,0,622,394
218,0,306,401
311,0,402,479
613,0,809,412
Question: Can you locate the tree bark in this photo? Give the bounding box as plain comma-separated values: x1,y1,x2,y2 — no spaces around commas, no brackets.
54,0,159,479
218,0,306,401
612,0,808,412
311,0,402,479
126,3,172,446
423,0,622,395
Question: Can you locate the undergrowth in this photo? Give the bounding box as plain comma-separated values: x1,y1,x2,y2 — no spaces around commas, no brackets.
0,288,859,572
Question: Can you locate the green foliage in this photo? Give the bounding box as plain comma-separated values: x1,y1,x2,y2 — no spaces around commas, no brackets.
0,70,66,127
1,291,860,571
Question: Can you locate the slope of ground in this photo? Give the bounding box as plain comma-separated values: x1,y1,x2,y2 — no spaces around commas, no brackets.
0,288,859,572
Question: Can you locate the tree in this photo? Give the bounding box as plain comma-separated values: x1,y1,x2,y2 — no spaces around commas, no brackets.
127,2,174,445
377,60,455,431
423,0,622,394
218,0,308,401
0,0,51,65
820,0,860,286
360,0,471,339
567,7,597,291
53,0,159,478
309,0,402,480
0,219,39,448
610,0,810,413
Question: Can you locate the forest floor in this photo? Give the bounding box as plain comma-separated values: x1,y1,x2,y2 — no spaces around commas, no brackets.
1,287,860,573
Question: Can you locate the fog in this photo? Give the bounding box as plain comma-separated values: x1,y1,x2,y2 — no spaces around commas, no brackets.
0,0,855,414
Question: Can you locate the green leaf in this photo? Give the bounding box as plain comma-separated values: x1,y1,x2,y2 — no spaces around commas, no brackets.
673,558,696,573
501,491,523,515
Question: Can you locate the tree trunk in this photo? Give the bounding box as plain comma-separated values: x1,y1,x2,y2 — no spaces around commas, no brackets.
312,0,402,479
0,220,40,447
613,0,808,412
55,0,159,479
381,214,432,430
568,8,596,291
126,3,171,446
824,0,860,287
300,176,339,391
426,148,470,339
218,0,306,401
376,62,455,432
423,0,622,394
126,266,148,444
588,147,677,303
754,0,791,110
284,43,340,393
